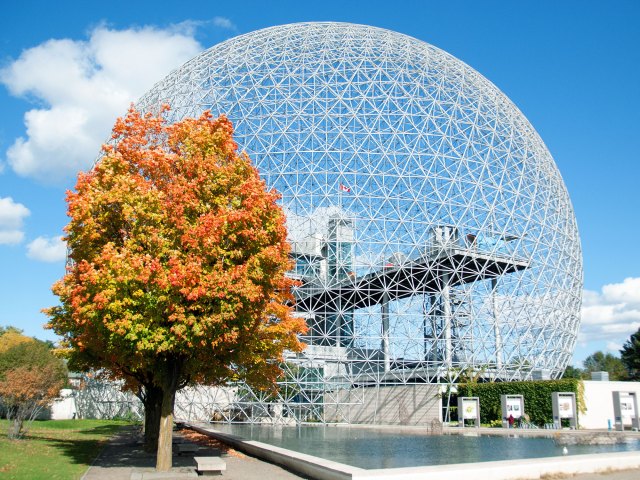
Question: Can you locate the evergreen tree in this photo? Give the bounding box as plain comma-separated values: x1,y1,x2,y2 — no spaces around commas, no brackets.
620,328,640,381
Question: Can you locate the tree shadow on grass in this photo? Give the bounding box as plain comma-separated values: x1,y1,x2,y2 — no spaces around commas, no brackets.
75,423,138,437
35,425,206,470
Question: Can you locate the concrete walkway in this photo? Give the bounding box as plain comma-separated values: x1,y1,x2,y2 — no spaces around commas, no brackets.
82,425,308,480
83,425,640,480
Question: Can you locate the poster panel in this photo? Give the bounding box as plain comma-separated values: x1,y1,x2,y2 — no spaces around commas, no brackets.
558,396,574,418
462,399,478,419
506,397,522,418
620,394,635,420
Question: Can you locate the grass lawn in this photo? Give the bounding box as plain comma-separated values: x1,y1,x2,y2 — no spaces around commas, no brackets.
0,419,134,480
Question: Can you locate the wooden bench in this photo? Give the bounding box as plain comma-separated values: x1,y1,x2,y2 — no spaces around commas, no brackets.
194,456,226,476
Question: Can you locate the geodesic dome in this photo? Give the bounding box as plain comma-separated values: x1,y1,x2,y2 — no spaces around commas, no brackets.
137,22,582,422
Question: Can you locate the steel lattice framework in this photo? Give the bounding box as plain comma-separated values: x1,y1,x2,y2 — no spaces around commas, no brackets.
136,22,582,424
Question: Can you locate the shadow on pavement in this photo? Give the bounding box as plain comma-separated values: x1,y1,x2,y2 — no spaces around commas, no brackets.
83,425,310,480
88,426,203,470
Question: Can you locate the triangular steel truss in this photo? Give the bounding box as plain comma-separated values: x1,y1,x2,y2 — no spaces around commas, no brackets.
136,22,582,424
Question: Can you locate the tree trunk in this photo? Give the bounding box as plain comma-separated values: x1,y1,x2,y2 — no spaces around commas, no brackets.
155,364,180,472
143,385,163,453
7,406,23,439
9,417,23,439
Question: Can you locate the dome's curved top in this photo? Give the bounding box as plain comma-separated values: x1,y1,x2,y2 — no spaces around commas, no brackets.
137,22,582,384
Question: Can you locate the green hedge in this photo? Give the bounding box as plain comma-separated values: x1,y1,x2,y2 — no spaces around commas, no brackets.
457,379,584,425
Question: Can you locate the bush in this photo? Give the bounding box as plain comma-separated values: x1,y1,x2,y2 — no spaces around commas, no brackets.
0,339,67,438
457,379,583,425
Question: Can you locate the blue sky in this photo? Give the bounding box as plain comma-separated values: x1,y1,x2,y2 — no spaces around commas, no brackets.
1,0,639,366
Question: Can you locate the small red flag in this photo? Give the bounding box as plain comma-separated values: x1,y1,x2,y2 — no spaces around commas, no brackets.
339,183,351,192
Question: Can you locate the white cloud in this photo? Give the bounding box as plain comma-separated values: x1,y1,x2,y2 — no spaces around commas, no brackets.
579,277,640,345
601,277,640,305
212,17,236,30
26,235,66,262
1,24,203,183
0,197,30,245
606,341,623,353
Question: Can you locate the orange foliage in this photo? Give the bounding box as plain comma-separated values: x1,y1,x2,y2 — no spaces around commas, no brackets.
0,364,65,407
45,105,306,392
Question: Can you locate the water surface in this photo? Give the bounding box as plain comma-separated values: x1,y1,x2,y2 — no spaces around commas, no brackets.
213,424,640,469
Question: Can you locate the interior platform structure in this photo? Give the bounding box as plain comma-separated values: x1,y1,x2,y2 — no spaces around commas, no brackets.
285,223,530,398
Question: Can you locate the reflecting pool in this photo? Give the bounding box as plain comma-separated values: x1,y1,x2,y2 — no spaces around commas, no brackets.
212,424,640,469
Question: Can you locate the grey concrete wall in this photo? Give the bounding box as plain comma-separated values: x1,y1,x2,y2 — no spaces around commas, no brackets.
324,384,441,425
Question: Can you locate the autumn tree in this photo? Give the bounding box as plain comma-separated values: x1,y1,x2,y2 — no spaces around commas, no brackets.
0,331,67,439
0,326,34,353
621,328,640,381
45,107,306,471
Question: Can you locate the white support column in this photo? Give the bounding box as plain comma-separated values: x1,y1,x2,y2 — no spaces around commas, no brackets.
442,274,452,370
492,278,503,370
429,294,438,362
422,294,429,360
382,291,390,372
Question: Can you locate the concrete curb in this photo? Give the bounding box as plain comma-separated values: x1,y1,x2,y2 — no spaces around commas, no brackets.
188,424,363,480
185,422,640,480
359,451,640,479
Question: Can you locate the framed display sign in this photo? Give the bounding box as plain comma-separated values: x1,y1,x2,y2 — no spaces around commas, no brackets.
552,392,577,428
612,391,639,431
501,394,525,428
462,399,478,419
558,396,574,418
506,397,522,418
457,397,480,428
620,394,635,420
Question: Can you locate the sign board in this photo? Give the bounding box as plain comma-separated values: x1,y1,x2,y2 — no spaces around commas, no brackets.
620,394,635,420
612,391,640,431
506,397,523,418
500,394,525,428
457,397,480,428
552,392,577,429
462,399,478,419
558,396,574,418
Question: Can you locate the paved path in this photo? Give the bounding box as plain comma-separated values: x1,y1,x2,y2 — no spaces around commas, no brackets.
83,425,640,480
562,471,640,480
82,425,307,480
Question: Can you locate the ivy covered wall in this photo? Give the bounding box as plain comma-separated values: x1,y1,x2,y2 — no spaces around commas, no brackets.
457,379,584,425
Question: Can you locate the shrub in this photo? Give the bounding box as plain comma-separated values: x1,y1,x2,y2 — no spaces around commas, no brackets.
457,379,583,425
